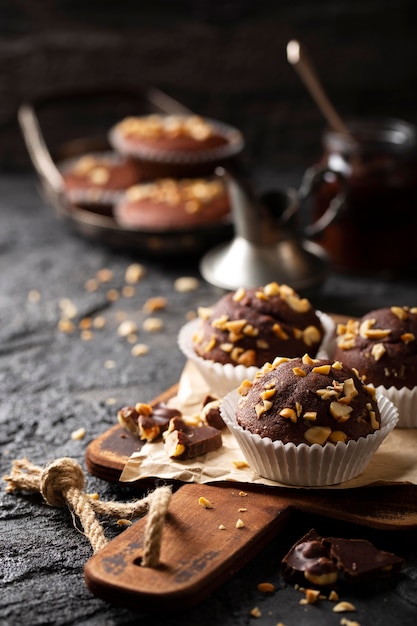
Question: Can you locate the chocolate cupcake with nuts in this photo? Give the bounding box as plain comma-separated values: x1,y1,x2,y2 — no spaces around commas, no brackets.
334,306,417,427
178,282,335,397
114,176,231,230
220,354,397,486
109,113,244,178
60,152,142,215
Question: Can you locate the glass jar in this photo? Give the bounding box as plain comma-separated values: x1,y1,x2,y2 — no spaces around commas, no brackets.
303,118,417,272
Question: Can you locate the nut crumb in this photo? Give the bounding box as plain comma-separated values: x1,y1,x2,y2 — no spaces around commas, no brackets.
117,319,138,337
238,491,248,497
122,285,136,298
125,263,146,284
117,518,132,527
96,268,113,283
340,618,361,626
236,518,245,528
218,524,226,530
232,460,249,469
143,317,163,332
198,496,213,509
143,296,167,312
104,360,116,369
87,493,99,500
257,582,275,593
333,601,356,613
84,278,100,292
27,289,41,302
57,319,76,333
174,276,199,292
131,343,149,357
249,606,261,618
92,316,106,329
300,588,320,605
238,507,247,512
80,330,94,341
71,427,86,441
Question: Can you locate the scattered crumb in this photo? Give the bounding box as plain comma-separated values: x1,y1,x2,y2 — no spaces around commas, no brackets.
106,288,120,302
92,316,106,329
80,330,94,341
79,317,92,330
104,360,116,369
84,278,100,292
300,588,320,605
218,524,226,530
117,518,132,527
232,460,249,469
143,317,163,332
96,268,113,283
131,343,149,357
186,310,197,320
87,493,99,500
117,320,138,337
340,618,361,626
59,298,77,319
57,319,76,333
238,507,247,512
71,427,86,441
238,491,248,497
174,276,199,292
143,296,167,312
122,285,135,298
333,601,356,613
105,398,117,405
257,582,275,593
198,496,213,509
27,289,41,302
125,263,146,284
236,518,245,528
249,606,261,618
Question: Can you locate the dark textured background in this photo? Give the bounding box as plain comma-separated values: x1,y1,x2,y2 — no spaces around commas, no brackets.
2,2,417,625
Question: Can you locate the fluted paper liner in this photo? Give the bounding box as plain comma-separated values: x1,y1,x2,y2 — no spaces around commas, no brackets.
220,391,398,487
375,385,417,428
178,311,336,398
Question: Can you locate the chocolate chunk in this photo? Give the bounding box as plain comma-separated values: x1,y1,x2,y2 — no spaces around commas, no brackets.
281,529,338,587
323,536,404,583
164,417,222,460
282,529,404,588
201,397,226,430
118,402,182,441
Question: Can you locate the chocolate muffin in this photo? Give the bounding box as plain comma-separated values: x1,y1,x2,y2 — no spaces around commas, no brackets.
114,177,230,230
193,283,325,368
109,113,244,178
334,306,417,389
220,354,398,486
235,355,381,445
60,152,142,215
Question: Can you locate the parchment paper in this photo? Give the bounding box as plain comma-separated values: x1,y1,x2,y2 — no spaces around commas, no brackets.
120,360,417,489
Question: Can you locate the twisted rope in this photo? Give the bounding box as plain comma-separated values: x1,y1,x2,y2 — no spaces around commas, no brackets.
3,457,172,565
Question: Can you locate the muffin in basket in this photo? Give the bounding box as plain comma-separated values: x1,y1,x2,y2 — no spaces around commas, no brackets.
334,306,417,427
114,176,231,230
220,354,398,486
178,281,335,397
108,113,244,178
60,152,142,215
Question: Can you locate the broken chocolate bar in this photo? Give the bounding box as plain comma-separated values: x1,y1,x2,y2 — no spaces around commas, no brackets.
281,529,404,587
323,536,404,583
281,529,338,587
118,401,181,441
164,416,222,460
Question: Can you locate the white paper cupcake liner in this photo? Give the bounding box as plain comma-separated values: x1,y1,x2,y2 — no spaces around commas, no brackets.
220,391,398,487
177,311,336,398
375,384,417,428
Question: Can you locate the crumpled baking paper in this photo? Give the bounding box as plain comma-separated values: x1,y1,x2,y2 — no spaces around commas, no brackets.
120,360,417,490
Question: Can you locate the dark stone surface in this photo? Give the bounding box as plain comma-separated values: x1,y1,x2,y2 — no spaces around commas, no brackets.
2,171,417,625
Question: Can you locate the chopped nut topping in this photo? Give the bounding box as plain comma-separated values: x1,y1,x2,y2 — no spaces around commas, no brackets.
300,588,321,605
236,518,245,528
238,379,253,396
272,323,289,340
401,332,415,344
371,343,386,360
359,318,391,339
312,364,331,375
303,411,317,421
304,426,331,445
293,366,307,377
303,325,321,346
329,430,348,443
391,306,408,320
232,287,246,302
330,401,353,422
280,408,297,422
197,306,213,320
302,353,316,365
237,349,257,367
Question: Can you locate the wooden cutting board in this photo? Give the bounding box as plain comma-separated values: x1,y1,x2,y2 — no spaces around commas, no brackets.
84,481,417,611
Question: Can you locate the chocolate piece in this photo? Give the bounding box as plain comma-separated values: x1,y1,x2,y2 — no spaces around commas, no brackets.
282,529,404,588
164,417,222,460
118,402,181,441
323,536,404,583
201,397,226,430
281,529,338,587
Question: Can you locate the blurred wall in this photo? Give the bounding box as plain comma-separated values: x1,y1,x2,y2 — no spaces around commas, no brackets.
1,0,417,173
